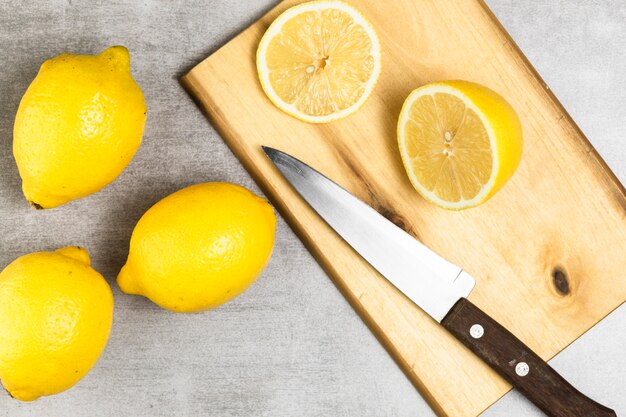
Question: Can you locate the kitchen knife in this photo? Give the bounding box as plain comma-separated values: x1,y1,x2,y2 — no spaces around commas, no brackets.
262,146,616,417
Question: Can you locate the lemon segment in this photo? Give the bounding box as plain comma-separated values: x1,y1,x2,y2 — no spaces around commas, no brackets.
397,81,523,210
257,0,381,123
117,183,276,313
0,247,113,401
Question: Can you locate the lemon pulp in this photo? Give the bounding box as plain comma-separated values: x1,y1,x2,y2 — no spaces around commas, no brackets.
257,0,381,123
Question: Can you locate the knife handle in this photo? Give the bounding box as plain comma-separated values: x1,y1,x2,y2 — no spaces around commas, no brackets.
441,298,616,417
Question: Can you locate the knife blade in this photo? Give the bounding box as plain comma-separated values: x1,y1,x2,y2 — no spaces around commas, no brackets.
262,146,475,322
262,146,616,417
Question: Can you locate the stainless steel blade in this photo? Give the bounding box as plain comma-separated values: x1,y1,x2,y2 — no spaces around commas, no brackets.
263,146,475,322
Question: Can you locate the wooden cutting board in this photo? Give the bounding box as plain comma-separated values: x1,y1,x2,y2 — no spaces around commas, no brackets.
181,1,626,415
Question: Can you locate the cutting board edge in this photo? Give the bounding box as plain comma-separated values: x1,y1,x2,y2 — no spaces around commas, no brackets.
475,0,626,205
181,63,625,415
182,66,626,417
180,71,503,417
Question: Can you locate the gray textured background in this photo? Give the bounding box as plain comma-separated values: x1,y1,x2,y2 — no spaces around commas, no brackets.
0,1,624,416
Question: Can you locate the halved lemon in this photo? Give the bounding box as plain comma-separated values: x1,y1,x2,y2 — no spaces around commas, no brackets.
397,81,523,210
256,0,381,123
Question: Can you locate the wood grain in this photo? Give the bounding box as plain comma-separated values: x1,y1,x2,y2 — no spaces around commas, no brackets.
181,0,626,415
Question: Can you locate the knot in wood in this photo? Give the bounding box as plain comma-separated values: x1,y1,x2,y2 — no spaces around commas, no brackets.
551,267,570,296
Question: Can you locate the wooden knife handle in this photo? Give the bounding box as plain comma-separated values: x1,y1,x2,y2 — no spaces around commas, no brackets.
441,298,616,417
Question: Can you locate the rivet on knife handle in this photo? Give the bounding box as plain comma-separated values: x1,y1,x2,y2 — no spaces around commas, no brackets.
441,298,617,417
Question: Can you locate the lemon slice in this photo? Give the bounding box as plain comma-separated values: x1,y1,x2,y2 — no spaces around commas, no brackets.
397,81,523,210
256,0,381,123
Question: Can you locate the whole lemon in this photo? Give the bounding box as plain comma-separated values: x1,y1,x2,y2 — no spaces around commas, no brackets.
118,183,276,313
0,247,114,401
13,46,146,209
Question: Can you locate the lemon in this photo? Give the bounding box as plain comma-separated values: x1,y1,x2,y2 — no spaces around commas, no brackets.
397,81,523,210
0,247,113,401
256,0,381,123
13,46,146,209
118,183,276,313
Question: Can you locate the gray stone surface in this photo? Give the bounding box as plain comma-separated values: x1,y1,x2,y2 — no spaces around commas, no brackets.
0,1,623,416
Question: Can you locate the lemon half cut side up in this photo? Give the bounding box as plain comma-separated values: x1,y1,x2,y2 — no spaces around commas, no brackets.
397,81,523,210
257,0,381,123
